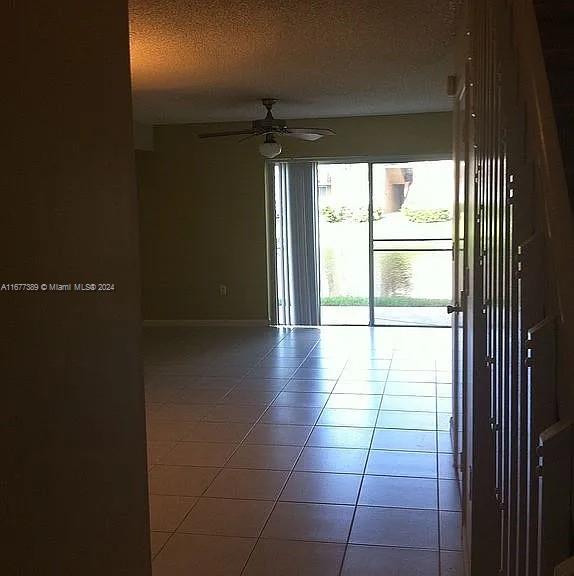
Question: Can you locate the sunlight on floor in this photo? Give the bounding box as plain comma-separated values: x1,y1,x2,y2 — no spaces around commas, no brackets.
144,326,463,575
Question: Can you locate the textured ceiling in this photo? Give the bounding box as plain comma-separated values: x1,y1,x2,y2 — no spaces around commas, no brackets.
129,0,461,124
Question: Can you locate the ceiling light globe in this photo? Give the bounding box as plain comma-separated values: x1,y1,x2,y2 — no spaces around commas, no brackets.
259,140,282,159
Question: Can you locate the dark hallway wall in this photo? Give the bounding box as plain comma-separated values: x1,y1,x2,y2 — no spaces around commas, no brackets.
4,2,151,574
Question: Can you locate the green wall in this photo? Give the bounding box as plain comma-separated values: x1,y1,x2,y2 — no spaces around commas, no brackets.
138,112,452,321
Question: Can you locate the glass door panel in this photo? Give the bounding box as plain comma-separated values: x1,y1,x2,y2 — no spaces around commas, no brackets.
373,250,452,326
317,163,369,325
371,160,454,327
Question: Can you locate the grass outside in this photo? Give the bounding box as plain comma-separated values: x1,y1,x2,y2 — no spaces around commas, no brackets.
321,295,450,307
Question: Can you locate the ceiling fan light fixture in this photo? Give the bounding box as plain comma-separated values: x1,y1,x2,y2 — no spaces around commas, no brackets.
259,135,282,158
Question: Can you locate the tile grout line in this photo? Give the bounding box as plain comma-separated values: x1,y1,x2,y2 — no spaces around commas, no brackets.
235,332,325,575
335,343,392,576
150,329,303,563
237,331,379,575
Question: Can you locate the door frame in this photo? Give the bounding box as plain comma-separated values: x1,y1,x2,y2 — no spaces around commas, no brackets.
452,71,470,515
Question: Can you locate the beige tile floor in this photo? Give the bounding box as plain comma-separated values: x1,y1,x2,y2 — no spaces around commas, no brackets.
145,326,464,575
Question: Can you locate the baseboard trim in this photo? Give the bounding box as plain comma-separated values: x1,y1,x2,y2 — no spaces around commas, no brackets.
143,319,271,328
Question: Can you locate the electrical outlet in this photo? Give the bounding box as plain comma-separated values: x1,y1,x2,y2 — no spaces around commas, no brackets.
219,284,228,297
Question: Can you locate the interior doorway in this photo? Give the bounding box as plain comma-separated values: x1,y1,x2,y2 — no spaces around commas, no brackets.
270,159,454,328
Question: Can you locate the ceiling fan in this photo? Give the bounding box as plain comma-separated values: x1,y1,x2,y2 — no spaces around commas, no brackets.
198,98,336,158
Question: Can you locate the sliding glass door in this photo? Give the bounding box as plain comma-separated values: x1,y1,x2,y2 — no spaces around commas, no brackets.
271,159,454,327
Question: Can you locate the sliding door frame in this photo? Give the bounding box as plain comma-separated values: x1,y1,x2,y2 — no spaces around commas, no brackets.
265,153,452,327
368,162,375,326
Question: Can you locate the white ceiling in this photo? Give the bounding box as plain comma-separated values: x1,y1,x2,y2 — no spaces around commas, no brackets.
129,0,462,125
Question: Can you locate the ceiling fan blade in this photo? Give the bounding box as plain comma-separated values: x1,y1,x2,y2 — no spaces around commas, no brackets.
198,129,254,139
283,132,323,141
238,133,258,143
283,127,336,141
238,129,277,143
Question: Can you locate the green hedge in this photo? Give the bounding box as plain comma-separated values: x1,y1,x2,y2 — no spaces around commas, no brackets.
321,295,450,307
402,208,451,223
320,206,451,223
321,206,384,223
